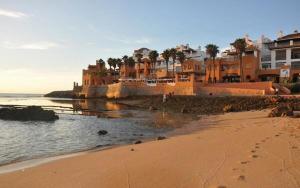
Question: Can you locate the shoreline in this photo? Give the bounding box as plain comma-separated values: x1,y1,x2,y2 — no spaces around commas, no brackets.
0,113,201,174
1,110,299,187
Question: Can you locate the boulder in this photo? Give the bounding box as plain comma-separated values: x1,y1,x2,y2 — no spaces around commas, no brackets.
157,136,166,140
0,106,59,121
223,104,234,113
268,104,293,117
98,130,108,135
134,140,142,144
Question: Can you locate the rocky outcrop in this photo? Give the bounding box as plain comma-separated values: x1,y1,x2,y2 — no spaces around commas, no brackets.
0,106,59,121
98,130,108,135
44,90,75,98
268,104,294,117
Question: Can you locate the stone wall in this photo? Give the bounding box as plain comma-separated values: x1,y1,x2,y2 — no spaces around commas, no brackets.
79,81,272,98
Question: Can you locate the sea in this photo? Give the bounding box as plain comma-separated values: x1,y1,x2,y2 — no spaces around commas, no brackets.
0,93,194,166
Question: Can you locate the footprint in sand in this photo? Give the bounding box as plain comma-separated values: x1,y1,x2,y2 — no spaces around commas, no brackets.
255,146,260,149
217,186,227,188
237,175,246,181
292,146,298,149
252,155,259,158
250,150,256,153
240,161,250,165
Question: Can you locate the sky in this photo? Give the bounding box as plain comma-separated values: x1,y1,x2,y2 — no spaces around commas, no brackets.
0,0,299,94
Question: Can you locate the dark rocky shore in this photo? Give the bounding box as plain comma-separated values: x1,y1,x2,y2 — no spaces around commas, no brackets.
115,95,300,117
44,90,75,98
0,106,59,121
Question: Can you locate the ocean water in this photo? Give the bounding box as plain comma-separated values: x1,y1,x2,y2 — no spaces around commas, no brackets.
0,94,193,165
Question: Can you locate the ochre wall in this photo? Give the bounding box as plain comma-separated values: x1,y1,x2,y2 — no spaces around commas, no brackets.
79,81,273,98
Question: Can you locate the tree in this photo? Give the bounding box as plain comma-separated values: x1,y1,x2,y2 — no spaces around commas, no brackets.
170,48,177,78
122,55,129,66
107,58,113,71
135,53,143,79
149,50,159,77
111,58,117,80
162,49,171,76
128,57,135,68
205,44,219,83
116,58,122,74
176,51,186,74
98,58,105,69
233,38,247,82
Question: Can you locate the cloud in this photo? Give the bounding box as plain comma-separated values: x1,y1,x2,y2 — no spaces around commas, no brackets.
1,41,61,50
0,8,27,18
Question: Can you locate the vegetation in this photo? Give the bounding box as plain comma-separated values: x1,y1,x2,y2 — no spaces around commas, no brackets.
170,48,177,78
205,44,219,83
162,49,171,76
233,38,247,82
149,50,159,77
135,53,143,79
176,51,186,74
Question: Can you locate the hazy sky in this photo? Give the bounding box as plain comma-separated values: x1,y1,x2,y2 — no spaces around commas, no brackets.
0,0,299,94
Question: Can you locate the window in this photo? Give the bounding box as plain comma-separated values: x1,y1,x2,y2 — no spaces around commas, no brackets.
262,63,271,69
291,61,300,69
292,48,300,59
276,50,286,61
276,62,285,68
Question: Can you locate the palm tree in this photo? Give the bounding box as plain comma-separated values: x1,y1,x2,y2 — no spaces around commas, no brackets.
127,57,136,78
233,38,246,82
122,55,129,66
116,58,122,75
176,51,186,74
98,58,105,69
205,44,219,83
149,50,159,77
128,57,135,67
107,58,113,72
170,48,177,78
135,53,143,79
111,58,117,80
162,49,171,76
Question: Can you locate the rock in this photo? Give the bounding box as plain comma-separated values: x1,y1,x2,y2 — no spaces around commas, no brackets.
223,104,234,113
0,106,59,121
181,105,188,113
134,140,142,144
268,103,293,117
149,106,157,111
157,136,166,140
98,130,108,135
44,90,75,98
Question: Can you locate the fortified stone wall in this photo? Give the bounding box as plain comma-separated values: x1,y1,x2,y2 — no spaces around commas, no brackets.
202,82,274,95
79,81,270,98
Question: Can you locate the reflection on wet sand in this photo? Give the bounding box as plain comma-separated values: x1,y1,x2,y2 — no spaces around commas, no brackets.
51,99,197,129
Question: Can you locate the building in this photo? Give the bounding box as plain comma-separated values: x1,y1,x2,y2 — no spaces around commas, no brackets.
82,60,114,88
133,48,151,61
259,30,300,83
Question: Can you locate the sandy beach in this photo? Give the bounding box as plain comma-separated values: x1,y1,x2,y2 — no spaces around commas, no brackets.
0,110,299,188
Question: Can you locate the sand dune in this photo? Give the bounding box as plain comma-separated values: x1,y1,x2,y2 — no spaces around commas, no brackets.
0,110,300,188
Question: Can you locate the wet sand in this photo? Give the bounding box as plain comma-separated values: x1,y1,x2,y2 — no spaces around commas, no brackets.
0,110,300,188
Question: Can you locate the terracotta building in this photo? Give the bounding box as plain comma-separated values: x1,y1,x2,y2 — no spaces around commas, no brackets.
176,59,203,82
82,61,114,88
205,46,260,83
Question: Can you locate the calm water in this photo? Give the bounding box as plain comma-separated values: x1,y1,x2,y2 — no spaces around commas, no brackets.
0,94,193,165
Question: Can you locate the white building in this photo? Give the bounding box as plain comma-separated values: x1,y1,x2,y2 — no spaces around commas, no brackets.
133,47,151,61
